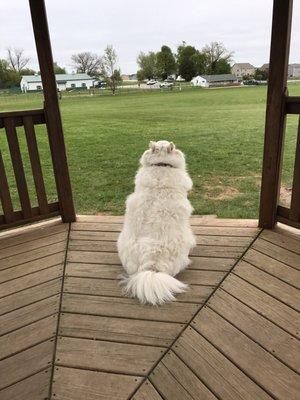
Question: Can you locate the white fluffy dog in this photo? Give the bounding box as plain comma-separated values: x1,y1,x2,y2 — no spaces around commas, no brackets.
117,140,196,305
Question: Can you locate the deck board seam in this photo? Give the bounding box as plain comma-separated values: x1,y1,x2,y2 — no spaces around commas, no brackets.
231,271,300,313
129,228,263,399
48,223,71,400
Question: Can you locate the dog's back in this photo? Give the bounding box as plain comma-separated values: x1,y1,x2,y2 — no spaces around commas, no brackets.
118,140,196,305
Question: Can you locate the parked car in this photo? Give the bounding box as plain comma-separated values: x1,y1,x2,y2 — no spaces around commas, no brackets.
159,82,173,88
94,81,106,88
147,79,158,85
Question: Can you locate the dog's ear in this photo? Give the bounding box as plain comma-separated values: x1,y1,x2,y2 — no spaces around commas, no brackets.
167,142,175,153
149,141,156,152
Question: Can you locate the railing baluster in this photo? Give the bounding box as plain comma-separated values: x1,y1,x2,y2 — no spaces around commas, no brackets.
290,116,300,222
23,115,49,214
4,117,32,219
0,151,14,223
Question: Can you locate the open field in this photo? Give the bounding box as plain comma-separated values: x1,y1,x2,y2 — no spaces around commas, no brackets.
0,84,299,218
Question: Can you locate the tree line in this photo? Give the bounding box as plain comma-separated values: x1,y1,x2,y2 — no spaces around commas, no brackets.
1,41,234,90
0,45,121,93
137,41,233,81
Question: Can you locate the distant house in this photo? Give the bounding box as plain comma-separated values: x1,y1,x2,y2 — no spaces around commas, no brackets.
191,74,238,87
121,74,130,81
260,63,269,72
288,64,300,78
20,73,94,92
231,63,255,78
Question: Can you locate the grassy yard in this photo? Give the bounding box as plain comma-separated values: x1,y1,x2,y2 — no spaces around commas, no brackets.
0,84,299,218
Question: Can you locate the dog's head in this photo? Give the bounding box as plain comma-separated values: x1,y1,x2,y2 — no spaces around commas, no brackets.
140,140,186,169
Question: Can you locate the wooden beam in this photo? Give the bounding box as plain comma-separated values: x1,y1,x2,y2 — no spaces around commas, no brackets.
28,0,76,223
285,96,300,114
259,0,293,228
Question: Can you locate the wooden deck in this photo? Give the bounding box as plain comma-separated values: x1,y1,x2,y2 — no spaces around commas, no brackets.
0,215,299,400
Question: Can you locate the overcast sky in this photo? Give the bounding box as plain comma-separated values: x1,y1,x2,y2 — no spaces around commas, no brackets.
0,0,299,74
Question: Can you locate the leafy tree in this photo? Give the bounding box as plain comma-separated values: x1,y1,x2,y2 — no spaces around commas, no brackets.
0,59,20,88
156,45,176,80
53,62,66,74
20,68,36,75
137,52,157,80
177,44,198,81
6,48,30,72
202,42,233,74
71,52,102,76
214,58,231,74
192,50,208,75
101,45,122,94
254,68,268,80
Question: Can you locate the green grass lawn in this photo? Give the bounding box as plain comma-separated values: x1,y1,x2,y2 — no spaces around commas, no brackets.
0,84,299,218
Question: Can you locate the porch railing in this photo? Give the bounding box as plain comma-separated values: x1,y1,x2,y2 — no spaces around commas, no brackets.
259,0,300,230
0,109,59,228
0,0,75,230
277,96,300,228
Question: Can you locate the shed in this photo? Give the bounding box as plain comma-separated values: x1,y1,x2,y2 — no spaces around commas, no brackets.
20,73,94,92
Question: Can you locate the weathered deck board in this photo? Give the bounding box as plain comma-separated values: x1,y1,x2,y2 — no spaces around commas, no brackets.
150,351,217,400
62,293,199,323
0,278,61,315
0,368,51,400
0,231,67,260
193,307,300,400
233,261,300,310
260,229,300,254
56,336,165,375
0,222,66,250
252,238,300,270
0,252,65,283
208,289,300,372
0,264,63,298
52,366,141,400
0,315,57,360
0,241,67,270
59,313,182,347
0,295,59,336
221,274,300,338
174,328,273,400
132,380,163,400
0,340,54,389
243,248,300,287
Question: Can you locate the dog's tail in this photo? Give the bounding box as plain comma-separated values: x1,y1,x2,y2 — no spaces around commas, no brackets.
121,270,187,305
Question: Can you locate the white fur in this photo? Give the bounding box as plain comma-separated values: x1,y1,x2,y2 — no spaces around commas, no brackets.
117,140,196,305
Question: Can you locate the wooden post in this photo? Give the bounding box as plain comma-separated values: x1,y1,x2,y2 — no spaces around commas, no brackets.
259,0,293,228
28,0,76,222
